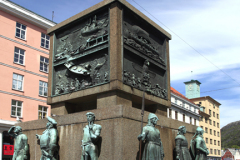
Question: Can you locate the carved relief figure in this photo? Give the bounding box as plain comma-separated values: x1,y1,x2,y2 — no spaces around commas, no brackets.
175,126,192,160
36,117,58,160
8,126,29,160
138,113,164,160
190,127,209,160
82,112,102,160
75,78,80,90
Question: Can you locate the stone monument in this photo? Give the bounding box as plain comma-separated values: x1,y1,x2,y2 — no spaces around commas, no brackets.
17,0,198,159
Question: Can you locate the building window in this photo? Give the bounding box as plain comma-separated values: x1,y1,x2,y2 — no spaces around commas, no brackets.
210,139,212,144
38,106,48,119
210,149,213,154
11,100,22,117
16,22,26,40
183,114,185,122
217,132,219,137
194,118,196,125
175,99,177,104
213,111,215,117
214,130,216,136
169,109,172,118
206,138,208,143
183,103,185,108
218,150,220,155
12,73,23,91
210,129,212,135
40,56,49,73
205,127,208,133
218,141,220,146
214,140,216,145
14,47,25,65
213,121,215,126
205,117,208,123
209,109,211,116
39,81,48,96
41,33,50,49
175,111,178,120
217,114,219,119
190,117,192,124
217,123,219,128
209,119,212,125
200,126,203,129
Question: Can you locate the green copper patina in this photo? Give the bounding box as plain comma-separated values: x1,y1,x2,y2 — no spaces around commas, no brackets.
8,126,29,160
190,127,209,160
81,112,102,160
36,117,58,160
138,113,164,160
175,126,192,160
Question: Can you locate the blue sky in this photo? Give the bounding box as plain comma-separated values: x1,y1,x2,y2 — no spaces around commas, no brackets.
9,0,240,128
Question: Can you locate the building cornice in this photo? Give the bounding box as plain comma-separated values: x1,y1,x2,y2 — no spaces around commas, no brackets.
171,92,200,109
190,96,221,106
0,0,56,30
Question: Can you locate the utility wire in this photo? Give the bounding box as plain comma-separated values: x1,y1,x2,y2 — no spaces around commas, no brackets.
201,86,240,93
130,0,240,86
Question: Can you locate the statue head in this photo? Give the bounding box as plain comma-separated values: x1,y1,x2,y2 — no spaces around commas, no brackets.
148,113,159,126
177,126,186,135
14,126,22,134
196,127,204,136
46,117,57,129
86,112,95,123
144,60,150,66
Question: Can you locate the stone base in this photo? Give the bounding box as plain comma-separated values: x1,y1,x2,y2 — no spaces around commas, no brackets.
18,105,197,160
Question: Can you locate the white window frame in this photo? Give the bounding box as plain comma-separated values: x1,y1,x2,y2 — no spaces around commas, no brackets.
11,100,22,117
12,73,24,91
13,47,25,65
39,81,48,97
15,22,26,40
40,56,49,73
41,33,50,49
38,106,48,119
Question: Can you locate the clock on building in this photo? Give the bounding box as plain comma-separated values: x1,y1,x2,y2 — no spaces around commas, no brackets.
188,84,193,90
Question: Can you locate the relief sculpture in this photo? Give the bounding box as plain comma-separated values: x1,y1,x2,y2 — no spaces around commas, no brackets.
53,11,110,96
123,23,165,65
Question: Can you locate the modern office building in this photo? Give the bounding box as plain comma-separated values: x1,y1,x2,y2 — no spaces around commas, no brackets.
0,0,56,159
185,80,221,160
168,87,200,126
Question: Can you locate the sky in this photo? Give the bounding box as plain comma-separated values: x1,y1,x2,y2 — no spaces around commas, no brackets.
9,0,240,128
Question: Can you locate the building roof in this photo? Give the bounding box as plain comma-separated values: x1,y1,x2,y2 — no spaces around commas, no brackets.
170,87,195,105
0,0,56,29
190,96,221,106
184,79,201,85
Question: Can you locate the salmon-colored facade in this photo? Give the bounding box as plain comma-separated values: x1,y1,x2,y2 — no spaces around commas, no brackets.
0,0,56,159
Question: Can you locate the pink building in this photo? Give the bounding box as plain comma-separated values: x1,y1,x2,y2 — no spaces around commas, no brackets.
0,0,56,159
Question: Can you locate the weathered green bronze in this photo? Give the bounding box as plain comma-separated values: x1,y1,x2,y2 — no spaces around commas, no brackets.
36,117,58,160
190,127,209,160
81,112,102,160
8,126,29,160
175,126,192,160
138,113,164,160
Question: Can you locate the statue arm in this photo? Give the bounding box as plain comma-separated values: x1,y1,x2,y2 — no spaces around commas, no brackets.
175,139,181,159
89,125,101,141
22,135,29,157
138,127,149,141
196,139,208,154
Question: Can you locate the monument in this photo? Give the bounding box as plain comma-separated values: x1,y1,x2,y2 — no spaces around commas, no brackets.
17,0,198,159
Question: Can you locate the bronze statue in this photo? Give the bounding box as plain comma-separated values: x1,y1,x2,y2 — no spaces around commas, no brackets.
36,117,58,160
81,112,102,160
8,126,29,160
138,113,164,160
190,127,209,160
175,126,192,160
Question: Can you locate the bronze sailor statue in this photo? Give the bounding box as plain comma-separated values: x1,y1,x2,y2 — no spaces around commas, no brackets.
138,113,164,160
190,127,209,160
36,117,58,160
175,126,192,160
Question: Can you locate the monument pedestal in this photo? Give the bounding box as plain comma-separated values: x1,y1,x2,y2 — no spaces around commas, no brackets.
18,105,197,160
